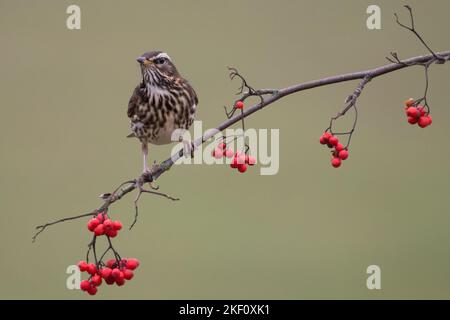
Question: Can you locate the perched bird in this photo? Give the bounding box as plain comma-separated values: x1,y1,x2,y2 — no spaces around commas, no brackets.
127,51,198,172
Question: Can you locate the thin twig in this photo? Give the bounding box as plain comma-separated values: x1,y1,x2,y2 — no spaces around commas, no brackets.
394,5,444,62
32,211,96,242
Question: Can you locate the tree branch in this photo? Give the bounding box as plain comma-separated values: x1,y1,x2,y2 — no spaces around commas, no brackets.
32,50,449,242
154,50,450,177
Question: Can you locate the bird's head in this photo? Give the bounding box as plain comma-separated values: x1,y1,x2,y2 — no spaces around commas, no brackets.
137,51,180,82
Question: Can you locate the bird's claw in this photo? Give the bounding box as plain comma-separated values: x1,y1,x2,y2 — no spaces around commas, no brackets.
140,165,160,190
149,181,159,190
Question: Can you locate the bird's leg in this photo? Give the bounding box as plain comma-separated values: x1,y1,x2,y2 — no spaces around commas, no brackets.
142,142,149,173
141,143,159,190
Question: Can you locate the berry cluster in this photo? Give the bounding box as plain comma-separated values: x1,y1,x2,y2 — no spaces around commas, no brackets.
404,98,432,128
212,142,234,159
230,152,256,173
220,99,257,173
87,213,122,238
212,142,256,173
78,258,140,295
76,209,139,296
319,132,349,168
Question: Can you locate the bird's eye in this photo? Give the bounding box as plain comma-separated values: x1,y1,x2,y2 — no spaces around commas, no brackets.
154,58,165,65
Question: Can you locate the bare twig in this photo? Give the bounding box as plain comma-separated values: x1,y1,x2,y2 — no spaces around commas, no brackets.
130,183,179,230
32,211,96,242
394,6,444,62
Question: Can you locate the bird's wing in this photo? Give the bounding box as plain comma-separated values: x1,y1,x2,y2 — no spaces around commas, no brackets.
184,80,198,106
127,85,142,119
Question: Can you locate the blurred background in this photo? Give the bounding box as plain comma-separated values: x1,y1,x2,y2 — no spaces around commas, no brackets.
0,0,449,299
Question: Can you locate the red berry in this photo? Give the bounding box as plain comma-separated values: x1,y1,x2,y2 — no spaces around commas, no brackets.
123,269,134,280
103,219,113,230
406,107,419,118
335,143,344,152
218,142,226,150
237,164,247,173
87,263,97,275
91,274,102,286
247,156,256,166
99,268,112,279
224,149,234,158
125,258,140,270
418,115,432,128
105,276,115,285
320,132,332,145
407,116,418,124
331,157,342,168
235,153,246,165
94,224,105,236
235,101,244,109
87,285,98,295
80,280,91,291
338,150,349,160
112,220,122,231
230,160,238,169
106,259,116,268
328,136,339,146
111,268,121,278
416,106,426,116
87,218,100,232
116,277,126,286
77,261,88,272
96,213,105,222
106,229,118,238
212,148,223,159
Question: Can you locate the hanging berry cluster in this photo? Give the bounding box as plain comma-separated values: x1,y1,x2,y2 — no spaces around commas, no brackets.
319,132,349,168
212,142,234,159
212,140,257,174
230,151,256,173
76,211,139,295
315,6,443,169
78,258,139,295
221,100,258,173
87,213,123,237
404,98,432,128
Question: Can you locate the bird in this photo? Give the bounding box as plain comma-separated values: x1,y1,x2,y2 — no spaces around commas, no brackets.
127,51,198,173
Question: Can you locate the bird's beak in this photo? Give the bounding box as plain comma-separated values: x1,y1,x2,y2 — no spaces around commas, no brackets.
137,56,152,66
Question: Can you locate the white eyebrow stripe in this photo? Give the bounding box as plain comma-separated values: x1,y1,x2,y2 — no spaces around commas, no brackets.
154,52,171,61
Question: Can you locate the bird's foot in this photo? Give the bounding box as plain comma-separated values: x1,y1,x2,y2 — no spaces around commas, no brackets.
141,164,160,190
148,180,159,190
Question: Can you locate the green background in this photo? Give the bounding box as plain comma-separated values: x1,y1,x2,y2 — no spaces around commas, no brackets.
1,0,449,299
